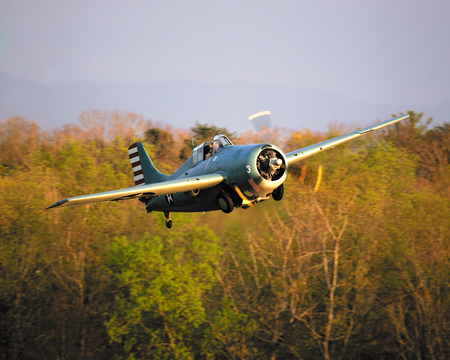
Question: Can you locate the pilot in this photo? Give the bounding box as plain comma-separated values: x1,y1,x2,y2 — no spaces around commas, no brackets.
212,135,222,154
205,143,212,159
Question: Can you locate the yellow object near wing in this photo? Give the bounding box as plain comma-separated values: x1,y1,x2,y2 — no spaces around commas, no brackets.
314,165,323,192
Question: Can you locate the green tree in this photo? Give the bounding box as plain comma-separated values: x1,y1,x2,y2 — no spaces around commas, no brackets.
104,219,222,359
145,127,178,171
0,116,41,167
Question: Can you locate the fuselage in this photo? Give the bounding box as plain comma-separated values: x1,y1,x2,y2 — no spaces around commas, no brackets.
145,143,287,213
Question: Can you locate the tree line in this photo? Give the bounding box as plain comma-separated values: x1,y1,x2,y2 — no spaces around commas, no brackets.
0,110,449,359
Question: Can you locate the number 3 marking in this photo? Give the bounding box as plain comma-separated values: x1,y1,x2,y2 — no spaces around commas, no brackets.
246,165,251,173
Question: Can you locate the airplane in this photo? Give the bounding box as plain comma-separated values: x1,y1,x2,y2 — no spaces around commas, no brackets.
47,114,409,228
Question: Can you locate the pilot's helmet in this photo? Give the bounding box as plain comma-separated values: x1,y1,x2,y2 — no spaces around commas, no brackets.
213,135,220,153
214,135,225,147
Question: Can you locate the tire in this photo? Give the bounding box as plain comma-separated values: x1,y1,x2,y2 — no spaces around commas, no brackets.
272,184,284,201
217,193,234,213
166,219,173,229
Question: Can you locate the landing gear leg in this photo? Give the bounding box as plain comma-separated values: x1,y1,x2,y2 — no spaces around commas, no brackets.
164,211,172,229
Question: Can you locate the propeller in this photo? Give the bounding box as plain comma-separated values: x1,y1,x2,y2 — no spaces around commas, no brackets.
249,111,272,138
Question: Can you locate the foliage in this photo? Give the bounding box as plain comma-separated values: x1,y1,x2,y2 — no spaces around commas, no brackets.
0,112,449,359
179,122,236,161
104,221,221,359
145,127,178,172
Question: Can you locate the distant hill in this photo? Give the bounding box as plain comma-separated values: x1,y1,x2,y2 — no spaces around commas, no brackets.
1,71,448,132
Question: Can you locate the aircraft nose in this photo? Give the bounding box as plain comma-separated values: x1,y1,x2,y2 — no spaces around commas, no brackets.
256,147,286,181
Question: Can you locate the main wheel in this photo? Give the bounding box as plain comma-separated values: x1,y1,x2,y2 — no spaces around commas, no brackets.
272,184,284,201
166,219,173,229
217,193,234,213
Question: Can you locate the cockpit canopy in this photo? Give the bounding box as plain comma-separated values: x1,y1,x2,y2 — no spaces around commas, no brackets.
212,134,233,153
192,135,234,166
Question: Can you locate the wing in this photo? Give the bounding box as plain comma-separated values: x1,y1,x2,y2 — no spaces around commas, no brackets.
285,114,409,166
46,173,226,209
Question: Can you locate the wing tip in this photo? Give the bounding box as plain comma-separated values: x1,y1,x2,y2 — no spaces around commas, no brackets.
394,114,410,120
46,199,69,210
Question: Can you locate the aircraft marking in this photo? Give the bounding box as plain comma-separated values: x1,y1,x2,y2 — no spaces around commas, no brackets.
248,178,260,192
165,194,175,206
128,143,146,186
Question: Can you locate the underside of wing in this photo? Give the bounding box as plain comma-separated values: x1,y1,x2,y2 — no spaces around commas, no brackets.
285,114,409,166
46,173,226,209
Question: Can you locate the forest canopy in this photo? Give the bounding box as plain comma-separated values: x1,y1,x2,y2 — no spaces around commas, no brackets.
0,110,449,360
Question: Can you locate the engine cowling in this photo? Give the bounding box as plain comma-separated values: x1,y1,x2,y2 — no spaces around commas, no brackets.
256,147,286,181
234,144,288,199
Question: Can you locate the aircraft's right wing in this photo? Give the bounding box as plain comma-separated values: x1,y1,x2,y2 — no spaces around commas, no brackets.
285,114,409,166
46,173,226,209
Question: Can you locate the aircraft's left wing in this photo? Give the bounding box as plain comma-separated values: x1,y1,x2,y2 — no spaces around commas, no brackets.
46,173,226,209
285,114,409,166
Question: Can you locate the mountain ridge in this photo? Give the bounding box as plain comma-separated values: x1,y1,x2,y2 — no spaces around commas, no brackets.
1,71,448,132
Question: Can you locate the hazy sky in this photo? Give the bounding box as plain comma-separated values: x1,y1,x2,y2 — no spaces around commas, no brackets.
1,0,450,106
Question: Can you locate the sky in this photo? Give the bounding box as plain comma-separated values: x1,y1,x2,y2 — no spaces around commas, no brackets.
1,0,450,106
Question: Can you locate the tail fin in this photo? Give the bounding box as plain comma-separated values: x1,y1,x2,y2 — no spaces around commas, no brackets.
128,142,169,186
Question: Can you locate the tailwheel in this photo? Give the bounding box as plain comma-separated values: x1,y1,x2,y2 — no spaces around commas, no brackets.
272,183,284,201
217,193,234,213
164,211,172,229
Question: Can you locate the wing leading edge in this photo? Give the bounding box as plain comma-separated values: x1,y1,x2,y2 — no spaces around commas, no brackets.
46,173,226,209
285,114,410,166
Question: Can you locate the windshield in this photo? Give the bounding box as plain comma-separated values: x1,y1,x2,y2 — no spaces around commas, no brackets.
212,135,233,154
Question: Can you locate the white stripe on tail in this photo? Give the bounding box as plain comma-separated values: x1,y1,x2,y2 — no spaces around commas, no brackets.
128,143,145,186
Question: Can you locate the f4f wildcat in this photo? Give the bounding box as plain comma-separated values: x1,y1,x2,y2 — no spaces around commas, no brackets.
47,115,409,228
